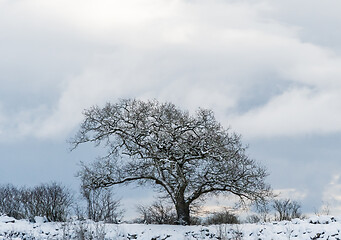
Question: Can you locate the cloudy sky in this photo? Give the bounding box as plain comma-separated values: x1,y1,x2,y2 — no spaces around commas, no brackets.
1,0,341,218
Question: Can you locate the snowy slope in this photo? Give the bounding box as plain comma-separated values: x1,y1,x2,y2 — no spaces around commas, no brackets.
1,215,341,239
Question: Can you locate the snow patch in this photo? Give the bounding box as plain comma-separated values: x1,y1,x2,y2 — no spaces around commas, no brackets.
1,215,341,239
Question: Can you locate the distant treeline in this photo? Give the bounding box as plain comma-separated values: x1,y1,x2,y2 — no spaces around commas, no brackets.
0,182,124,223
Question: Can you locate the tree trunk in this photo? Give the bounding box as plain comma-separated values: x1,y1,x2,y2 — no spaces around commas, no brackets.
175,200,190,225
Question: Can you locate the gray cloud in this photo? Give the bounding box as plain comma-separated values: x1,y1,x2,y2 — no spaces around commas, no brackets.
264,0,341,52
0,0,332,138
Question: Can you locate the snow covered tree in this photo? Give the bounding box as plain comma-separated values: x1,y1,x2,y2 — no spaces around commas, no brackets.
71,99,271,225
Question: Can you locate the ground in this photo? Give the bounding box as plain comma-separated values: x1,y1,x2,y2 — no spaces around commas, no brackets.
0,215,340,239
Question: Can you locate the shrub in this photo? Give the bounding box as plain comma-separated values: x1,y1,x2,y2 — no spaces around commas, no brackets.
0,182,73,222
204,209,239,225
32,182,73,222
0,184,24,219
81,186,124,223
272,198,302,221
246,214,261,223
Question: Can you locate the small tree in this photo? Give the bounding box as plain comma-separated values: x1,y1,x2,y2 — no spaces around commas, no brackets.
273,198,302,221
81,186,124,223
22,182,73,222
71,99,272,225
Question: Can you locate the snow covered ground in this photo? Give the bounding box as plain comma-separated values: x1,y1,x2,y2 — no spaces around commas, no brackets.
1,215,341,239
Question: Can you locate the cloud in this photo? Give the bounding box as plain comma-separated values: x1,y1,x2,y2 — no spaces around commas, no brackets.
321,174,341,215
231,88,341,138
274,188,307,201
263,0,341,51
1,0,341,140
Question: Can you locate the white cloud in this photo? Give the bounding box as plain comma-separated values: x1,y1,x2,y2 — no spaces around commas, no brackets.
231,88,341,138
1,0,341,139
273,188,307,201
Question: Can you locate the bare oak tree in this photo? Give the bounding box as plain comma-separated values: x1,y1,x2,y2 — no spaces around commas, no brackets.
71,99,271,225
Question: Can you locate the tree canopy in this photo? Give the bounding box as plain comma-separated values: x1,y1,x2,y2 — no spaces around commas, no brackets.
71,99,271,225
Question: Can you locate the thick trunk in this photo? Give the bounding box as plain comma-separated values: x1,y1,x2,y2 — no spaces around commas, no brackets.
175,200,190,225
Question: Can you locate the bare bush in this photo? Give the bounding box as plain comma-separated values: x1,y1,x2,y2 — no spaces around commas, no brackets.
314,201,330,216
23,182,73,222
204,208,239,225
254,200,271,222
136,200,177,224
246,214,261,224
273,198,302,221
73,203,86,221
81,186,124,223
0,184,24,219
0,182,73,222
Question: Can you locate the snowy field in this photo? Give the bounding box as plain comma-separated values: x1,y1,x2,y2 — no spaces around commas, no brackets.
1,215,341,239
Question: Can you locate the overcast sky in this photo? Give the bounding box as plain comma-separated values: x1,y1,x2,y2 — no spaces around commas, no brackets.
1,0,341,218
